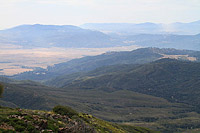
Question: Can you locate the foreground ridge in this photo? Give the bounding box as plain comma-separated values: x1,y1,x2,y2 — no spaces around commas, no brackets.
0,106,158,133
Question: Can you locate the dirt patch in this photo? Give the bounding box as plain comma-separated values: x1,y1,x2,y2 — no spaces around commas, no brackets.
160,54,197,61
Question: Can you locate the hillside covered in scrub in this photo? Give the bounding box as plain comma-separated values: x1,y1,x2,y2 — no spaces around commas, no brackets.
0,106,157,133
11,47,200,81
2,58,200,132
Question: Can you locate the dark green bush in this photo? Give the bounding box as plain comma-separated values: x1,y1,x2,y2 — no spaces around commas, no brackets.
53,105,78,118
46,121,59,132
15,125,26,132
0,83,4,98
0,128,15,133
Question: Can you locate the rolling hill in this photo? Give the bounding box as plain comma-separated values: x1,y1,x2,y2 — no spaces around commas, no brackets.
3,57,200,132
0,77,197,132
11,47,200,81
56,59,200,112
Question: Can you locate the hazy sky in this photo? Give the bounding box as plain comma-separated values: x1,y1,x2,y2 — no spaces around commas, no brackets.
0,0,200,29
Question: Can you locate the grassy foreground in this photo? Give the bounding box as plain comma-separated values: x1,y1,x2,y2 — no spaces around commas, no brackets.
0,106,158,133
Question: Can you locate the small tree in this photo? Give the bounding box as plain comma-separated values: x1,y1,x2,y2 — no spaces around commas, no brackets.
0,83,4,98
53,105,78,118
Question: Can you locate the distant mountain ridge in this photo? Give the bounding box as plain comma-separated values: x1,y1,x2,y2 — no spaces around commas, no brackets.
81,22,163,35
0,23,200,50
0,24,121,48
80,20,200,35
121,34,200,50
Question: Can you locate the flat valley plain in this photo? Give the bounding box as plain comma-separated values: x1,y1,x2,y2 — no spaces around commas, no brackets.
0,44,140,75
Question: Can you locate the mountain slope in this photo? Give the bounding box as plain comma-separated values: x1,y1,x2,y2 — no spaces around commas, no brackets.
44,64,139,88
0,80,196,132
11,47,200,81
59,59,200,112
0,24,119,48
2,60,200,132
0,106,157,133
0,80,54,110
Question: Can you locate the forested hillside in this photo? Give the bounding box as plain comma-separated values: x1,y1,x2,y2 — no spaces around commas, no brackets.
59,59,200,112
2,58,200,132
11,47,200,81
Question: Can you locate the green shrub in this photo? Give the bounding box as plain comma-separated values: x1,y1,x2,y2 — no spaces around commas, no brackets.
0,83,4,98
15,125,26,132
47,121,59,132
53,105,78,118
27,124,36,132
0,128,15,133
